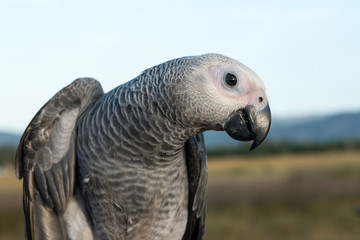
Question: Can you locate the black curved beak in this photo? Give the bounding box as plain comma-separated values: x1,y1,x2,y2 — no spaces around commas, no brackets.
223,104,271,151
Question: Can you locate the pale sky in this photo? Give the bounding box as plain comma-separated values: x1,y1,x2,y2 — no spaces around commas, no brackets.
1,0,359,133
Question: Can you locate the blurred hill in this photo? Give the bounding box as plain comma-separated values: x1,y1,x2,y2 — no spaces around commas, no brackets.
0,132,21,148
269,111,360,142
0,110,359,148
205,110,360,148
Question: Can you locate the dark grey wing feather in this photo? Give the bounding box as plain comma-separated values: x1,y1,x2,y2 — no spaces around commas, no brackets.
183,133,208,240
15,78,103,240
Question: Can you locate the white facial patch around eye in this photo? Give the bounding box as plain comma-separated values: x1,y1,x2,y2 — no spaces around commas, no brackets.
208,64,250,96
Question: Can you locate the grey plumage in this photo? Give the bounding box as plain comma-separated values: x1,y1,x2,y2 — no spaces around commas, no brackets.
16,54,271,240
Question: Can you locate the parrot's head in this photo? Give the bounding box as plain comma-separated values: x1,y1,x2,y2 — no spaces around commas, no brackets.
170,53,271,150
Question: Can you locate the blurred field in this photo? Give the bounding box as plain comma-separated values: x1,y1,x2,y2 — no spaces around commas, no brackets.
205,151,360,240
0,169,23,240
1,151,360,239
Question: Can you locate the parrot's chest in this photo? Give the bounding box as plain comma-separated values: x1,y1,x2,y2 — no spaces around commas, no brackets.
124,157,189,239
82,151,190,240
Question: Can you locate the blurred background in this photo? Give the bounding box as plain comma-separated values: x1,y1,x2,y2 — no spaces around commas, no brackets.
1,0,359,239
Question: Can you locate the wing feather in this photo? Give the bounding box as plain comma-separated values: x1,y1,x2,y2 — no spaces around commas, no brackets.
15,78,103,239
183,133,208,240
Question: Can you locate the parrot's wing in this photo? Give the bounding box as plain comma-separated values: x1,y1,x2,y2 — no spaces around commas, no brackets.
15,78,103,240
183,133,208,240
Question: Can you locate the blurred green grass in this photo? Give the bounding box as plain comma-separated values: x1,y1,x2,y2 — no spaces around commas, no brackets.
1,151,360,239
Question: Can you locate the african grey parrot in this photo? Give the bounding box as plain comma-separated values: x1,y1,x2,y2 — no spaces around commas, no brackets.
15,54,271,240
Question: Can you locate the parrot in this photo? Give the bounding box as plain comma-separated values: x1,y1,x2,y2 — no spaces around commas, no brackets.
15,53,271,240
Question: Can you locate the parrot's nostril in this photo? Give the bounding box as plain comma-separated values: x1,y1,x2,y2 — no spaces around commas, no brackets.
258,97,263,103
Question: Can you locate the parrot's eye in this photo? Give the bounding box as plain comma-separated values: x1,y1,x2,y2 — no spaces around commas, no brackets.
225,73,237,87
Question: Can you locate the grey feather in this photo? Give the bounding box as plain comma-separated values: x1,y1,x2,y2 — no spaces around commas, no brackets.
16,78,103,239
183,134,208,240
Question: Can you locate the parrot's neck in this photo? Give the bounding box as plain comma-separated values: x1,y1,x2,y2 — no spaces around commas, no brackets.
102,81,201,164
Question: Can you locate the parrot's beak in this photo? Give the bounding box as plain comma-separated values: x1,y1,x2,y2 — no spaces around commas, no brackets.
223,104,271,151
